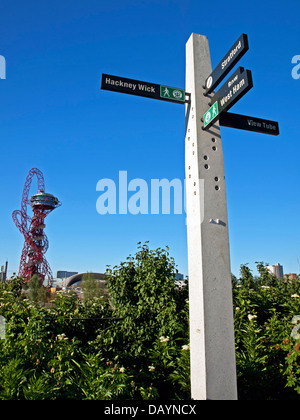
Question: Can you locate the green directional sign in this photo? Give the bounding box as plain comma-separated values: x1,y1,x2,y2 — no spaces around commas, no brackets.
160,85,185,102
202,68,253,130
203,101,219,128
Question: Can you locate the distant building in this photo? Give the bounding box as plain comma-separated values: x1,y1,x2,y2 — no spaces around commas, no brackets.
267,263,284,279
0,261,8,281
64,272,106,288
284,273,298,281
56,270,78,279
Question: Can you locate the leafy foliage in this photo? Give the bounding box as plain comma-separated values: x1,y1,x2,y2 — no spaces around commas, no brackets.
233,263,300,399
0,247,299,399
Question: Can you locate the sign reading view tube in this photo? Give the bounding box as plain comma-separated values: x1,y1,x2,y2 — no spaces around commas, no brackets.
219,112,279,136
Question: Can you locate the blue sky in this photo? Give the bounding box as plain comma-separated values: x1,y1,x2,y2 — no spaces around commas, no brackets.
0,0,299,278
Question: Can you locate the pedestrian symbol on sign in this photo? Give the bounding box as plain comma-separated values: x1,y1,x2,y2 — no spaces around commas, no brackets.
163,87,170,97
212,102,218,116
203,101,219,128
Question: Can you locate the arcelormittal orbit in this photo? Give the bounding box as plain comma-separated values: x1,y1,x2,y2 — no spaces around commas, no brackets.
12,168,61,287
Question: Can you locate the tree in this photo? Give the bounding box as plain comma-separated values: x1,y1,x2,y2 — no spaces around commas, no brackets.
104,243,188,359
81,273,103,301
102,242,189,399
28,274,48,303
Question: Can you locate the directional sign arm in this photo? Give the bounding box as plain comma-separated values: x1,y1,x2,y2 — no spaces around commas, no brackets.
101,73,186,104
203,69,253,130
219,112,279,135
219,69,253,113
205,33,249,95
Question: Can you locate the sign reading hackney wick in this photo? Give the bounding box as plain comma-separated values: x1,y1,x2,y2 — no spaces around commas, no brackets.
100,33,279,401
101,73,186,104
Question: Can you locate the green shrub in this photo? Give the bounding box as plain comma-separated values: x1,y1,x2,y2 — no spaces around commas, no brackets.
0,250,299,399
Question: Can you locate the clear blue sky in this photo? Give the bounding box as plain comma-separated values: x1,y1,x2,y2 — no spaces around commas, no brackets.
0,0,299,278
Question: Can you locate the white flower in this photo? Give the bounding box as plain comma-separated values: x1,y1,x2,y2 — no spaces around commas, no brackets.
291,294,300,298
159,336,169,343
148,366,155,371
248,314,257,321
56,333,68,341
119,367,125,373
182,344,190,351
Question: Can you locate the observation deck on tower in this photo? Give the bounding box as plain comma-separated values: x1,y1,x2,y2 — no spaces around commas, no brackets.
30,191,60,210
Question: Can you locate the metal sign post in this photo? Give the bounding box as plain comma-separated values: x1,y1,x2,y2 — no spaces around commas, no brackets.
185,33,238,400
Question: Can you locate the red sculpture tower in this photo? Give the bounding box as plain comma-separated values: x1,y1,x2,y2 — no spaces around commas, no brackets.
12,168,61,286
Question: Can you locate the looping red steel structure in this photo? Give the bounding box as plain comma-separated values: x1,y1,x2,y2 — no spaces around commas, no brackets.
12,168,61,287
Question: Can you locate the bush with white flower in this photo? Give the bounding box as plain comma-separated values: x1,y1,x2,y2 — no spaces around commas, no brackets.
0,252,299,399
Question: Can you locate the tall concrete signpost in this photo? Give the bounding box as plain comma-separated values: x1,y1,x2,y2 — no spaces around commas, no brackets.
185,33,238,400
101,32,279,401
184,34,278,399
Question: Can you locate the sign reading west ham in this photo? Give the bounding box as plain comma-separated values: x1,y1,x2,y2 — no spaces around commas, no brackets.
203,67,253,129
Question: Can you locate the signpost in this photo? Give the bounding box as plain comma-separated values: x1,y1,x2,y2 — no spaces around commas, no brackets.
203,67,253,129
219,112,280,135
101,73,186,104
205,33,249,95
100,32,279,401
185,33,238,401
